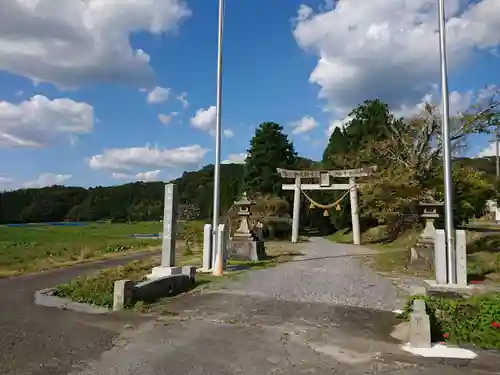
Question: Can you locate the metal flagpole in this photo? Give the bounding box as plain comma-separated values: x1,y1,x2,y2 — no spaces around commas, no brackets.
438,0,456,284
211,0,225,266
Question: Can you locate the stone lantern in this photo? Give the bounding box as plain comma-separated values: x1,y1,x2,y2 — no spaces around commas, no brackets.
409,201,444,268
420,201,443,241
228,192,266,261
234,192,253,236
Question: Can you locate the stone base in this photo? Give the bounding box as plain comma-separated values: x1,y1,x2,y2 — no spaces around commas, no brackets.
424,280,477,298
146,266,182,280
228,239,266,261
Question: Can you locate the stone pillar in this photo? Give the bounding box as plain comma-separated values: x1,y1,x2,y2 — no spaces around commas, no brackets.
291,176,301,243
147,184,181,280
434,229,448,284
455,229,467,287
202,223,212,271
349,177,361,245
161,184,177,267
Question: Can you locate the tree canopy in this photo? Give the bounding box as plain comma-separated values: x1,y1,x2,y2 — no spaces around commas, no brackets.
244,121,297,195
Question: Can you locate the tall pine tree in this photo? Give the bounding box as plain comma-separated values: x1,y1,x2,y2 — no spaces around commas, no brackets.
244,122,297,195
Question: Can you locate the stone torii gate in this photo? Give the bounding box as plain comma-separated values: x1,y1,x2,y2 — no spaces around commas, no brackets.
278,166,376,245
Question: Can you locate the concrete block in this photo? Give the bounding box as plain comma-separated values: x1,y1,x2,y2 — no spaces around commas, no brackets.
434,229,447,284
202,224,212,271
134,274,191,303
113,280,134,311
147,266,182,280
409,299,431,348
182,265,197,281
228,239,266,261
455,229,467,287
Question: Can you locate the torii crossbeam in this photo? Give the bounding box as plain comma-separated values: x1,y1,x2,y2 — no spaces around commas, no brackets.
278,166,376,244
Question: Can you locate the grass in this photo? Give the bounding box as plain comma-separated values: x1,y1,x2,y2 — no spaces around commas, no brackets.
328,224,500,283
53,240,303,310
0,221,174,277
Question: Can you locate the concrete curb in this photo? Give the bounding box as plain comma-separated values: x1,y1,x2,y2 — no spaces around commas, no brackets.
34,288,110,314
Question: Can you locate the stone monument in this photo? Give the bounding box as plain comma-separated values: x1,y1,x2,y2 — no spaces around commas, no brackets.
227,192,266,261
147,184,182,279
409,201,443,268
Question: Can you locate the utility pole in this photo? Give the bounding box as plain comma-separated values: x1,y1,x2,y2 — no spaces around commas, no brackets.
496,123,499,184
438,0,456,284
211,0,225,261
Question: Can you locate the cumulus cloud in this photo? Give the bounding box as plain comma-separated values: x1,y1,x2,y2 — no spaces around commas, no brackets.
0,95,93,148
293,0,500,117
0,0,191,88
112,169,161,182
22,173,72,188
222,153,247,164
291,116,318,134
158,112,178,125
88,144,210,171
147,87,171,104
190,106,216,134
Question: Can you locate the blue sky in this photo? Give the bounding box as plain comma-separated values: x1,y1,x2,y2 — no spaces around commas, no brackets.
0,0,499,189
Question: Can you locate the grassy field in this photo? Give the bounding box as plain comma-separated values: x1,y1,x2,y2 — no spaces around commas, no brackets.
0,221,168,277
54,241,304,309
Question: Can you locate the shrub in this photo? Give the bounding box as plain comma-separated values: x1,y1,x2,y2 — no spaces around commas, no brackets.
182,221,205,255
262,218,292,240
403,294,500,349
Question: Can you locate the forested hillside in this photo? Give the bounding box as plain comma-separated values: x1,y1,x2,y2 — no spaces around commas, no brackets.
0,163,245,224
1,100,498,227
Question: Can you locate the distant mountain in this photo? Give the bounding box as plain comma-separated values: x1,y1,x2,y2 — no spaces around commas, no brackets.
0,163,245,224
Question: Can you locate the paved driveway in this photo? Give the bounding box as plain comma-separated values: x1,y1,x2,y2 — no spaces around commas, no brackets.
0,252,159,375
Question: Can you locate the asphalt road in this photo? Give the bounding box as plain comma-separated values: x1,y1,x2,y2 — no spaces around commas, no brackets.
0,252,159,375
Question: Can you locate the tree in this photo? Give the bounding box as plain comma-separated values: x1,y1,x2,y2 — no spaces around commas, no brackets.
244,122,297,195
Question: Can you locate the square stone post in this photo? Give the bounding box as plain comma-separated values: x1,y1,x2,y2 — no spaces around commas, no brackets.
161,184,178,267
202,223,213,271
455,229,467,287
434,229,448,284
217,224,227,269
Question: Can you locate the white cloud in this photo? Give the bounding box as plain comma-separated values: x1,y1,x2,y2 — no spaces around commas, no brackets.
0,0,191,88
147,87,171,104
326,116,352,136
177,92,189,108
478,143,496,157
222,153,247,164
223,129,234,138
158,112,178,125
0,95,93,148
190,106,216,134
88,144,210,171
293,0,500,117
112,169,161,182
0,176,12,184
0,175,13,190
23,173,72,188
291,116,318,134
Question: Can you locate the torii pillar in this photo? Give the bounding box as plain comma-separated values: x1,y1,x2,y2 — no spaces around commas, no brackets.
278,166,376,245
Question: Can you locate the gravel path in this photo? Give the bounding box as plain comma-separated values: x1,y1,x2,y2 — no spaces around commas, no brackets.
228,237,404,311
